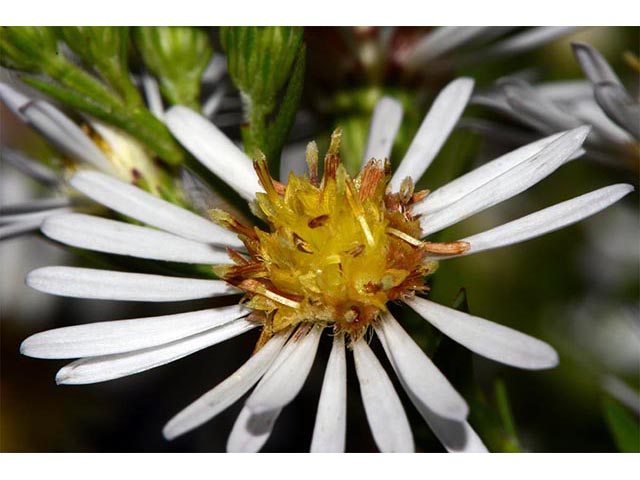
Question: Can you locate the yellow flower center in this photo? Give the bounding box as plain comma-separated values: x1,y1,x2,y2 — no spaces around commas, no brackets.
213,130,469,343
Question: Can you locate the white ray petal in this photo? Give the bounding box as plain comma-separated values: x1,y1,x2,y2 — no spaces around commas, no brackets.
226,406,282,453
55,317,257,384
70,171,242,248
245,326,322,414
428,184,634,261
353,338,414,453
420,126,589,236
406,297,559,370
0,219,42,240
0,207,72,225
141,74,164,119
428,418,488,453
594,83,640,139
202,84,226,118
476,27,582,61
21,304,249,359
26,266,239,302
0,82,29,121
165,106,263,202
405,27,494,66
279,142,308,181
163,330,291,440
1,147,59,185
377,327,487,452
310,334,347,453
21,100,114,173
361,96,403,167
202,53,227,84
413,131,568,216
501,78,581,132
535,80,594,103
42,213,230,264
572,42,622,86
1,197,72,215
571,100,634,147
390,78,474,191
375,313,468,421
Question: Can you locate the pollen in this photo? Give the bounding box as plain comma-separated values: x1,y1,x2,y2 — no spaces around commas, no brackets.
214,130,455,341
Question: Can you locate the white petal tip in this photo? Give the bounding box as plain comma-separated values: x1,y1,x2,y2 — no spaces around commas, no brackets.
55,370,71,385
457,77,476,90
162,425,177,441
619,183,635,194
18,339,30,356
19,334,49,359
574,124,592,139
530,345,560,370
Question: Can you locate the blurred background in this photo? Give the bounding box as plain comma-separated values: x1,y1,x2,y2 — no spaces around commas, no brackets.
1,26,638,452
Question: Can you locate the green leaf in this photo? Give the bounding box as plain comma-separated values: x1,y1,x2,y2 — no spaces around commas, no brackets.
451,287,470,313
603,396,640,453
134,27,212,109
494,379,522,451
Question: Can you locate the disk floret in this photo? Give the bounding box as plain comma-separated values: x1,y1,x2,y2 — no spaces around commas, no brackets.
213,130,468,341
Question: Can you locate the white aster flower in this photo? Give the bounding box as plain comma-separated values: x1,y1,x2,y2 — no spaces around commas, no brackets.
20,77,633,452
472,43,639,167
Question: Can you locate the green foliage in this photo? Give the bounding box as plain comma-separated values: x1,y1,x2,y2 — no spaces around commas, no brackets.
0,26,184,166
134,27,212,109
56,27,143,106
220,26,305,174
465,380,523,453
602,396,640,452
0,26,59,73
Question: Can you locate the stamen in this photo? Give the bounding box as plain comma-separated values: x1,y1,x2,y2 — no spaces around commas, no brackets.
308,214,329,228
321,129,342,188
358,160,386,201
421,240,471,255
209,209,256,238
346,244,365,257
386,227,423,246
399,177,414,204
411,189,430,204
227,248,249,265
252,151,280,202
306,141,319,186
293,233,313,253
238,279,301,309
345,178,374,247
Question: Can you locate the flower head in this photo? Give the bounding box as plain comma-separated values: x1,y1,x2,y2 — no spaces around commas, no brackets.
19,78,633,452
